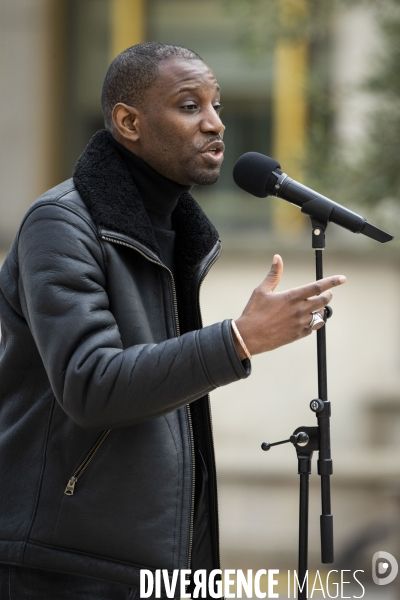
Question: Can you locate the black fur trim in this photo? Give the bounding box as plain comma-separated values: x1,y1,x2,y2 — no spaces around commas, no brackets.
73,130,159,256
73,130,219,333
173,194,219,334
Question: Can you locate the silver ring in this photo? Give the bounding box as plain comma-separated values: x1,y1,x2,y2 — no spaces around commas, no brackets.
308,311,324,329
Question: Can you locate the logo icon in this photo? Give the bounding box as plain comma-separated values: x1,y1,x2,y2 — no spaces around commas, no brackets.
372,551,398,585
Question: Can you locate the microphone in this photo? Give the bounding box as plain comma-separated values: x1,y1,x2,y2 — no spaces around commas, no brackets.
233,152,393,243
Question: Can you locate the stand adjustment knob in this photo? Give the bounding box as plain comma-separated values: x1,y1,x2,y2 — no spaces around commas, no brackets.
293,431,309,446
310,398,324,413
261,431,312,451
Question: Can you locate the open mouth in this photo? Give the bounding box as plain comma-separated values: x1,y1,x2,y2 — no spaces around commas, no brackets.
203,147,223,157
200,141,225,163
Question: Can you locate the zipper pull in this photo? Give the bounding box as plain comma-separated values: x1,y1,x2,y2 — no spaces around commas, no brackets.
64,476,77,496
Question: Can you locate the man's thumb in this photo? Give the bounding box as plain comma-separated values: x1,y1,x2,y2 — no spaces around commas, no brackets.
263,254,283,292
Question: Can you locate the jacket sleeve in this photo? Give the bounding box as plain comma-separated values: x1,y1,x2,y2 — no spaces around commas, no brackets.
17,203,250,429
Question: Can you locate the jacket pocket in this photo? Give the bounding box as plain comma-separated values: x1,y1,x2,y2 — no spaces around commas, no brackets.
64,429,111,496
30,413,186,569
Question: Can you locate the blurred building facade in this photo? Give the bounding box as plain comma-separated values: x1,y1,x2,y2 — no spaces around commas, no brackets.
1,0,385,246
1,0,400,586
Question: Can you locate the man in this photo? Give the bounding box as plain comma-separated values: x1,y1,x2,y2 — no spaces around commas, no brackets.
0,42,345,598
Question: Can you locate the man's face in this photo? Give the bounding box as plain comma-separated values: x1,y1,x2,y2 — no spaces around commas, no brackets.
133,58,225,186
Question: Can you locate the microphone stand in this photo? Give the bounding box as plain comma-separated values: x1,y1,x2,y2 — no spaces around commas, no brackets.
261,217,333,599
313,218,334,568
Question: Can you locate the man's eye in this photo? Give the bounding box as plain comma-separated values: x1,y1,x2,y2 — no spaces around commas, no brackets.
181,104,197,111
214,103,223,114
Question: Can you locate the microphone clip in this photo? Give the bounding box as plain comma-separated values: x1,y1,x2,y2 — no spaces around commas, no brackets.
311,217,327,250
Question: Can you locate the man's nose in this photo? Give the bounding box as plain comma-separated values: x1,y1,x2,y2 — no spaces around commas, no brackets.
200,107,225,136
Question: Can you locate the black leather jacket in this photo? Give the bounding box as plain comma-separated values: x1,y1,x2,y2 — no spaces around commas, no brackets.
0,132,250,589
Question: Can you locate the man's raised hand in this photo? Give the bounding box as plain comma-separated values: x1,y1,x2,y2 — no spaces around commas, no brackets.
233,255,346,359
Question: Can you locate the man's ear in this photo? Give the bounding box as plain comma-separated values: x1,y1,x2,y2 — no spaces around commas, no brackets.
111,103,140,142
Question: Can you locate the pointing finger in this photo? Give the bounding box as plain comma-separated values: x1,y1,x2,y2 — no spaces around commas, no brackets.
292,275,346,301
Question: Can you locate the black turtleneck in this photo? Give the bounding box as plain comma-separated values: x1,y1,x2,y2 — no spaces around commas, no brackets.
108,133,191,276
108,134,214,575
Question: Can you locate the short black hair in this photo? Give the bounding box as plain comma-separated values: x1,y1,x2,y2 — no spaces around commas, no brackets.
101,42,202,131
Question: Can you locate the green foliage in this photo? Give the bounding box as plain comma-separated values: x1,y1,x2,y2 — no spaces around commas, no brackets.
223,0,371,55
354,9,400,204
224,0,400,209
223,0,334,56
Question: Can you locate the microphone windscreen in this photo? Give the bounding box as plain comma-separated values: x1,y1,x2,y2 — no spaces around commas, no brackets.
233,152,281,198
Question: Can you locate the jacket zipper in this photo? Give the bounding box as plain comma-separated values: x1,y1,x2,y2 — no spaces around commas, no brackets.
66,233,218,568
100,234,196,570
186,404,195,570
63,234,180,498
101,235,180,333
64,429,111,496
195,244,222,567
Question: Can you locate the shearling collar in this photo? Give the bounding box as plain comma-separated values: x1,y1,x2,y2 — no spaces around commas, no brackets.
73,130,219,266
73,130,220,334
